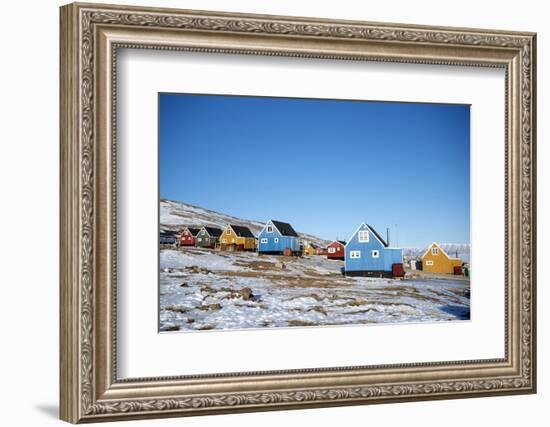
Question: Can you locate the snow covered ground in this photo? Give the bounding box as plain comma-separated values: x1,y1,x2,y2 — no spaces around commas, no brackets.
159,248,471,332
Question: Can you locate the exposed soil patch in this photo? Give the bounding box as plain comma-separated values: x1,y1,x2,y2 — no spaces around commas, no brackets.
287,320,318,327
198,303,222,311
164,305,189,313
233,260,278,270
343,308,379,315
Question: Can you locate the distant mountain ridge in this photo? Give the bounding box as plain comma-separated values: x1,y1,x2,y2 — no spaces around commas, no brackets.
160,199,330,247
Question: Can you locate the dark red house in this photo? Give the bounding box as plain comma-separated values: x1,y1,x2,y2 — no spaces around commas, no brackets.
327,240,346,260
178,227,201,247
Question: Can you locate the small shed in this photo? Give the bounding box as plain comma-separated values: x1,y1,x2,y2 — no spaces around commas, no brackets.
327,240,346,260
196,226,223,249
421,242,462,274
315,247,328,256
179,227,201,247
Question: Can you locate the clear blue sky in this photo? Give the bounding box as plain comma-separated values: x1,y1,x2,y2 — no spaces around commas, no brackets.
159,93,470,248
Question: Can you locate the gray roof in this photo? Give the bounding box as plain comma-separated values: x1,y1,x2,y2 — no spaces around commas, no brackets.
330,240,346,246
230,225,255,238
366,224,388,247
203,226,223,237
271,220,299,237
184,227,201,236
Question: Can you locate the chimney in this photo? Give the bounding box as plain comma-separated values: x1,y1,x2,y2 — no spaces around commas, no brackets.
386,228,390,246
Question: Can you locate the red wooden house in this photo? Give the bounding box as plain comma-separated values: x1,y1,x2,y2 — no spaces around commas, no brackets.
327,240,346,260
178,227,201,247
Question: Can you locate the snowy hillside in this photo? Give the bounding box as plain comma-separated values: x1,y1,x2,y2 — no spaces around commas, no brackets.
160,198,330,247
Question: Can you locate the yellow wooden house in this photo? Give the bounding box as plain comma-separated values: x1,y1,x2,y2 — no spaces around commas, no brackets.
421,242,462,274
219,224,256,251
303,242,318,256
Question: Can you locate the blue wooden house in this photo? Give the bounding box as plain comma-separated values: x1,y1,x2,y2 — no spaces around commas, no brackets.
258,220,300,255
344,223,403,277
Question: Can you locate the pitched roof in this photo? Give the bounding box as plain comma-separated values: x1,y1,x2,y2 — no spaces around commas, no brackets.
421,242,460,260
365,224,388,247
184,227,201,236
329,240,346,246
229,225,255,238
203,226,222,237
271,220,299,237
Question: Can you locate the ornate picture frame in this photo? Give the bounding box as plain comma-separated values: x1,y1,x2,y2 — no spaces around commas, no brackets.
60,2,536,423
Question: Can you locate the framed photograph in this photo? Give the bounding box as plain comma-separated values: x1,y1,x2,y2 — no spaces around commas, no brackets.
60,2,537,423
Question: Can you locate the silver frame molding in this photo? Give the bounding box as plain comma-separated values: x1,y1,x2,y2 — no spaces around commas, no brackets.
60,2,536,423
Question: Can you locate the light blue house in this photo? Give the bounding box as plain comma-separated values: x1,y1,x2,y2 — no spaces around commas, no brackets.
344,223,403,277
258,220,301,255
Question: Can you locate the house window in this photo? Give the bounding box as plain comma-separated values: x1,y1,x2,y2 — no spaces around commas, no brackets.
198,238,202,242
337,247,341,251
372,250,379,258
260,238,268,244
426,260,434,266
328,247,336,254
267,225,273,233
222,239,227,243
350,250,361,259
274,237,279,243
232,238,235,243
358,230,369,242
226,229,231,235
432,247,439,255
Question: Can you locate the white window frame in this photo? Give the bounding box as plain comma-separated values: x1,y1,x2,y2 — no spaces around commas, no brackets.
260,238,268,244
226,229,231,235
267,225,274,233
274,237,279,243
426,260,434,266
231,238,235,243
372,250,380,258
432,247,439,255
328,247,336,254
197,238,202,242
221,239,227,243
358,230,370,242
350,250,361,259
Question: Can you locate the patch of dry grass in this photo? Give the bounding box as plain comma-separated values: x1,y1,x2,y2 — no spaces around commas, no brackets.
198,303,222,311
232,260,278,270
343,308,379,315
164,305,189,313
287,320,318,327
